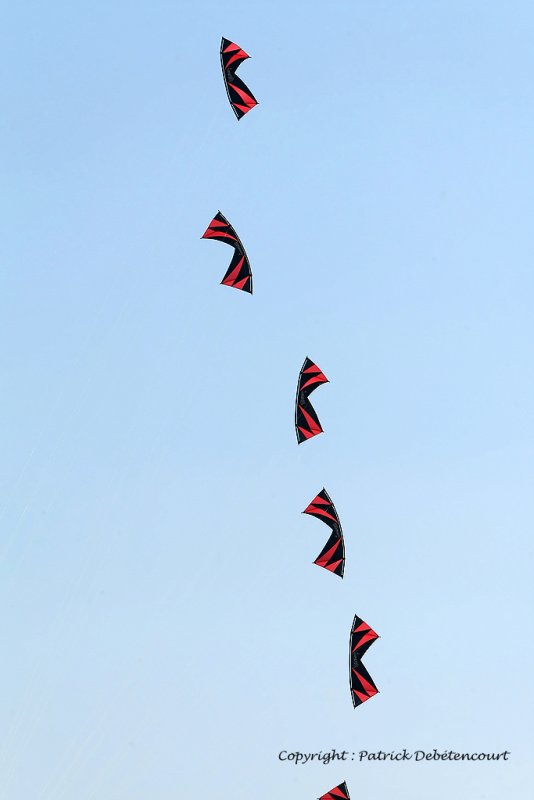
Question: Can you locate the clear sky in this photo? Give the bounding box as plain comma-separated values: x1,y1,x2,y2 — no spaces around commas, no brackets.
1,1,533,798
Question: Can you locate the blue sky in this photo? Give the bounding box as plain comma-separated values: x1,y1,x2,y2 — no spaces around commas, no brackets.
1,1,533,798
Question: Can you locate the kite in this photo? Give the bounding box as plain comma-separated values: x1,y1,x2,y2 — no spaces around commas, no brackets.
350,614,379,708
303,488,345,578
295,358,329,444
201,211,253,293
220,37,258,120
319,782,350,800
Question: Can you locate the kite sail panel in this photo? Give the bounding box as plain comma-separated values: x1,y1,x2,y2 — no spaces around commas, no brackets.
350,614,379,708
201,211,253,293
303,488,345,578
220,37,258,120
319,782,350,800
295,357,329,444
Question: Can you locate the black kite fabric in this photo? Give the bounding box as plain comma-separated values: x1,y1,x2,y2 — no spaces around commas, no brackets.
220,37,258,120
303,488,345,578
295,358,329,444
319,782,350,800
350,614,379,708
201,211,253,293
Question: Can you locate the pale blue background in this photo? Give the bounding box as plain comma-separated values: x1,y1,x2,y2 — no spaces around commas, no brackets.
1,1,533,798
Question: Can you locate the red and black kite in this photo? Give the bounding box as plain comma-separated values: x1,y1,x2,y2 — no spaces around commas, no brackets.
201,211,253,293
303,488,345,578
350,614,379,708
319,782,350,800
220,37,258,120
295,358,329,444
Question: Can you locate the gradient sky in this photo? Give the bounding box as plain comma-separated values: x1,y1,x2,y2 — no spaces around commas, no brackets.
1,1,533,798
